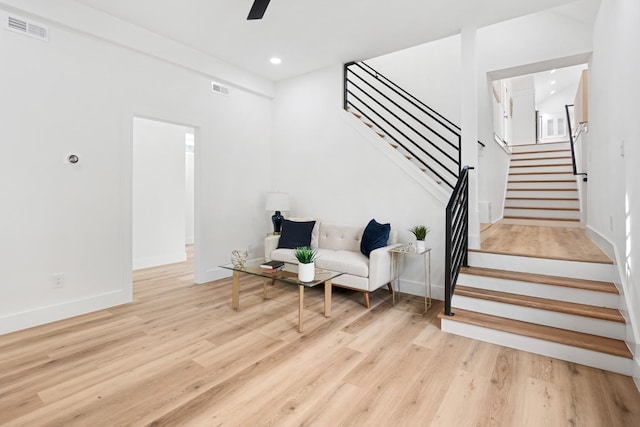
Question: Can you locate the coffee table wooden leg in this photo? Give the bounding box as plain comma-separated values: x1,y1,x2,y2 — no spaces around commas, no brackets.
232,271,240,310
324,280,332,317
298,285,304,333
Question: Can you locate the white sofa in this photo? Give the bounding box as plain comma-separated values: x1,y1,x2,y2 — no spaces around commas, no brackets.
265,221,399,308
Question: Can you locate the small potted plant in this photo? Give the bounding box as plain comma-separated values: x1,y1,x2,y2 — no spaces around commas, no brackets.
409,225,430,251
294,246,317,282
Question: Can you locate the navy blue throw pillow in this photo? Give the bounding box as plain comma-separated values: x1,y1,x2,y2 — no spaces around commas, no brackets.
360,219,390,257
277,219,316,249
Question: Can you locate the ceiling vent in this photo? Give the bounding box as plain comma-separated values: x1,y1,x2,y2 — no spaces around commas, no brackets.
211,82,229,96
7,15,49,41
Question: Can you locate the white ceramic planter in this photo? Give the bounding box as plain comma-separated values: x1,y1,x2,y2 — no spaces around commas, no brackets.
298,262,315,282
416,240,426,252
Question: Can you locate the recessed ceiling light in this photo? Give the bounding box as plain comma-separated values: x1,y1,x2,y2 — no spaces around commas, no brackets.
550,90,556,95
550,69,557,74
270,57,282,65
551,80,556,85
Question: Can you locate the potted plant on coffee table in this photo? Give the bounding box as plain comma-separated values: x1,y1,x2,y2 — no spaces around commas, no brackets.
409,225,430,251
295,246,317,282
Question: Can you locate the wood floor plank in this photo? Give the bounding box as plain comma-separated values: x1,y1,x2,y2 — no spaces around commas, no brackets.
0,246,638,426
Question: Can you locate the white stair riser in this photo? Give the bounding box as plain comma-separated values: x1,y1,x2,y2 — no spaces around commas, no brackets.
509,173,575,181
440,319,633,375
503,208,580,219
452,295,626,339
457,273,620,308
468,252,616,282
508,181,577,190
510,157,572,166
506,189,578,198
510,165,573,174
505,199,579,209
511,142,571,153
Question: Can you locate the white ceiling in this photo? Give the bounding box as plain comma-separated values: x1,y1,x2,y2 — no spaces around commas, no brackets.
72,0,580,82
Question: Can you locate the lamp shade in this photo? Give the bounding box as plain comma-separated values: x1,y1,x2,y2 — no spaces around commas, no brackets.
265,192,290,212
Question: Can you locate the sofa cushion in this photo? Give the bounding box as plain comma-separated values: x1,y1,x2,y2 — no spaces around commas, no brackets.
315,250,369,278
277,219,316,249
288,217,320,249
271,248,334,265
360,219,390,257
318,223,364,252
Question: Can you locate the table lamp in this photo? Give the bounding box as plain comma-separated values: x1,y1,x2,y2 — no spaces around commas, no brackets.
265,192,290,234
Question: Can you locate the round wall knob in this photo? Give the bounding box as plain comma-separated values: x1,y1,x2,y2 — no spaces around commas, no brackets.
68,154,79,164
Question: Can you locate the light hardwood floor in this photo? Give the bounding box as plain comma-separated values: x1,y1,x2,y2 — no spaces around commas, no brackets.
478,223,612,263
1,247,639,426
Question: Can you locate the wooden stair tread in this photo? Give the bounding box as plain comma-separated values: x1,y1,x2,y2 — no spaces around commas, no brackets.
454,285,624,323
511,156,571,161
508,180,576,183
510,163,573,168
510,171,573,175
438,308,632,359
460,266,618,293
503,215,579,221
507,188,578,192
504,206,580,211
506,197,579,201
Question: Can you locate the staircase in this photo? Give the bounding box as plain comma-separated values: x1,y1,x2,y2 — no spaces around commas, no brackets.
503,142,581,227
439,250,633,375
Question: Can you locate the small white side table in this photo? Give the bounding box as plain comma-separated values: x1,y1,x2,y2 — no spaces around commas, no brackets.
389,244,432,314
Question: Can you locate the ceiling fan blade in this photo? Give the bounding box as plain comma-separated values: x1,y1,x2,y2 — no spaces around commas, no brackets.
247,0,271,20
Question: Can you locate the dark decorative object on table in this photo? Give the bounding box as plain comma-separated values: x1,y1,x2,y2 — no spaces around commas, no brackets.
265,192,290,233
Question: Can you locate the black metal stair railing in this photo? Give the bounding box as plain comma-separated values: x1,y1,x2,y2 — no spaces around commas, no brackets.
344,61,462,189
444,165,473,316
565,104,588,182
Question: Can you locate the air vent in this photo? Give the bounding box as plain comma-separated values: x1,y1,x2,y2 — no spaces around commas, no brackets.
7,15,49,41
211,82,229,96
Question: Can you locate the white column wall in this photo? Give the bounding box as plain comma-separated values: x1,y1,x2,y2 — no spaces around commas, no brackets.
588,0,640,385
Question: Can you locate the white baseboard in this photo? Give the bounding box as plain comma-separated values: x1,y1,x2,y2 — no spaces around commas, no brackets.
397,278,443,301
133,251,187,270
197,266,232,284
0,290,130,335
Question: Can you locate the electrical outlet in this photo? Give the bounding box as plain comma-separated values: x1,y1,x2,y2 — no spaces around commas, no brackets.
52,273,64,288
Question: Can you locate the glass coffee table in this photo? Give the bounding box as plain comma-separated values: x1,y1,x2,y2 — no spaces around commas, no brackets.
220,259,343,332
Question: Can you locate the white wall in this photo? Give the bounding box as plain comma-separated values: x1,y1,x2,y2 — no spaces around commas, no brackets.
0,6,272,334
133,118,190,269
588,0,640,384
365,34,462,125
273,65,447,298
510,76,536,145
185,133,195,245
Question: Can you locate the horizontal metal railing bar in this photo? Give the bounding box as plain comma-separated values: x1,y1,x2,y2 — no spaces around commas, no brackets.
347,87,457,186
356,61,461,135
347,81,459,174
347,99,455,188
347,70,460,153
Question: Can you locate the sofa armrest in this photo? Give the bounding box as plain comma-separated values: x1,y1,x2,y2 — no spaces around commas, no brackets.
368,243,403,289
264,235,281,260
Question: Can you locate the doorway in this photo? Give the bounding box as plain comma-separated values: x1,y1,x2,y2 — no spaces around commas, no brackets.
132,117,196,270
